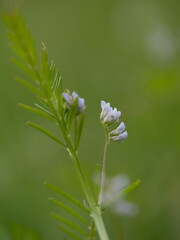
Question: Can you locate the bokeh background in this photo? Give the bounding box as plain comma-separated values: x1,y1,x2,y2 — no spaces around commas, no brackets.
0,0,180,239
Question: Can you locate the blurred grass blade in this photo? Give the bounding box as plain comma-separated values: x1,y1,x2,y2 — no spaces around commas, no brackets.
75,114,85,150
36,96,51,109
50,213,88,237
34,104,55,119
27,122,66,147
50,61,56,80
40,43,49,84
59,225,83,240
103,179,141,210
16,77,41,95
3,12,40,82
94,164,101,205
13,58,35,79
52,69,62,94
19,104,55,122
44,182,90,213
49,197,89,226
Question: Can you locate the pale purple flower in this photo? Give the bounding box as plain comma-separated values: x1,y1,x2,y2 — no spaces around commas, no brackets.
110,122,126,135
63,90,85,114
100,101,121,124
72,91,79,99
110,131,128,142
100,101,111,120
109,122,127,142
62,92,71,104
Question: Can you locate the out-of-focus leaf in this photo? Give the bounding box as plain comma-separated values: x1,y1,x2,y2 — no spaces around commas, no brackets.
27,121,66,147
59,225,83,240
75,114,85,150
49,197,89,226
44,182,90,213
50,213,88,237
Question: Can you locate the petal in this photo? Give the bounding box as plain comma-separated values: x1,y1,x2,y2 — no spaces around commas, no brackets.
62,92,71,104
101,100,106,109
117,122,126,133
117,111,121,118
72,91,79,99
111,131,128,141
78,97,85,110
118,131,128,141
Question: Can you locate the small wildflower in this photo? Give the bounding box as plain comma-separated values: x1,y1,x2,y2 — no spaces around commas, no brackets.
110,131,128,142
110,122,126,136
110,122,128,142
100,100,121,125
100,101,128,142
63,92,71,104
113,200,139,216
103,174,139,217
100,101,111,120
63,90,85,114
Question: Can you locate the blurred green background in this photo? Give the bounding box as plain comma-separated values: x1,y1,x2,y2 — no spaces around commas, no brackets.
0,0,180,239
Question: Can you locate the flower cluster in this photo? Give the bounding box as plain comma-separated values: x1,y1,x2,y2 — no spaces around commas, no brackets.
63,90,85,114
100,101,121,125
100,100,128,142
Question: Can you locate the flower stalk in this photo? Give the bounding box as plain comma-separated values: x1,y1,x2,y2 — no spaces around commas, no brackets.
98,124,109,205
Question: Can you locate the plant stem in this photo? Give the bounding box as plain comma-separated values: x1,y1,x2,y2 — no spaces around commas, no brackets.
98,126,109,205
92,207,109,240
70,151,109,240
71,150,95,208
89,219,96,240
74,117,77,147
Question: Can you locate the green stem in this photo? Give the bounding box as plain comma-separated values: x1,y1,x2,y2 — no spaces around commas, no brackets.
68,145,109,240
74,117,77,147
70,150,95,208
98,126,109,205
91,207,109,240
89,219,96,240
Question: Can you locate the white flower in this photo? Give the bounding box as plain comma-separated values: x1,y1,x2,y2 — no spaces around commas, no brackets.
113,200,139,216
110,122,126,136
100,100,121,125
110,131,128,142
103,174,139,217
103,174,130,202
63,90,85,113
100,101,111,120
109,121,128,142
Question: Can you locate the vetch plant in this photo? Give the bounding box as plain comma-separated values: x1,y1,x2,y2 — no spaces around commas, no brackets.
3,11,141,240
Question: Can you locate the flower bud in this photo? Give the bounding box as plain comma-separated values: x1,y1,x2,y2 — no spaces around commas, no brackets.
63,90,85,114
110,122,126,136
110,131,128,142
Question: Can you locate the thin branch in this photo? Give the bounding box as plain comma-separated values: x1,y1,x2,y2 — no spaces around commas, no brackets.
98,126,109,205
